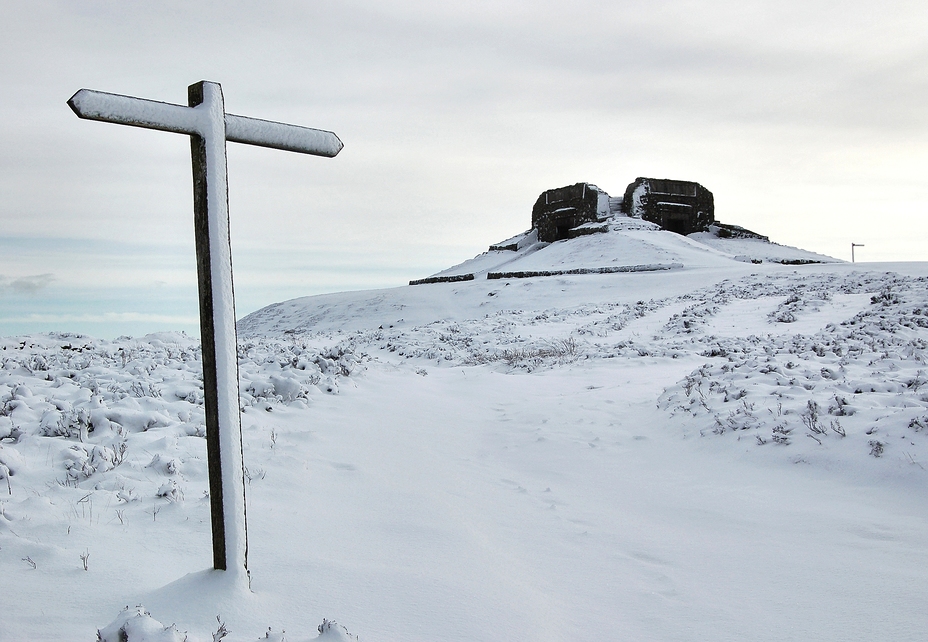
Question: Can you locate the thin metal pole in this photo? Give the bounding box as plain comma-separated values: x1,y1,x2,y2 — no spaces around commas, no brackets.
851,243,864,263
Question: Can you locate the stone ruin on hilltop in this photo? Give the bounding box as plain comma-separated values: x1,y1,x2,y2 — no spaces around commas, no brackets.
623,177,714,236
530,182,615,243
407,176,777,285
530,177,763,243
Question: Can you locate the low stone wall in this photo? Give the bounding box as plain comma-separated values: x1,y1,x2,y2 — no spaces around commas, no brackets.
777,259,823,265
409,273,475,286
488,242,519,251
713,222,769,241
567,223,608,239
487,263,680,280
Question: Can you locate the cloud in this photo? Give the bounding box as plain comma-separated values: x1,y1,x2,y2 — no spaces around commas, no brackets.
0,273,55,294
0,311,199,325
0,0,925,343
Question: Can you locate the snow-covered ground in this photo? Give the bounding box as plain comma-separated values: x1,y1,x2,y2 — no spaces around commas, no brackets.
2,227,927,640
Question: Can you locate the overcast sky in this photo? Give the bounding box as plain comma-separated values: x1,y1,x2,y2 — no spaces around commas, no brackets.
2,1,927,338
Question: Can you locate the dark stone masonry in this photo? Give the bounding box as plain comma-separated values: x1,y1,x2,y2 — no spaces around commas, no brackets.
531,183,612,243
531,177,717,241
621,177,715,235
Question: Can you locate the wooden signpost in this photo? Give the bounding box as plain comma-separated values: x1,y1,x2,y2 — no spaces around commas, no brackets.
68,81,343,576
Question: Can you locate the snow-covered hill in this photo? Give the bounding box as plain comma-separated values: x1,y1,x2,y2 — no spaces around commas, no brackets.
238,220,838,337
2,228,927,641
415,217,838,283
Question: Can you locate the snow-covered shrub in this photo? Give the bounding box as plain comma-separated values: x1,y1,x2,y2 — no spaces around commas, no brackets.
97,606,187,642
316,619,357,641
659,272,928,461
62,441,127,481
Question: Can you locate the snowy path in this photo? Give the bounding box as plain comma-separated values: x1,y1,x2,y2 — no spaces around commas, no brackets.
193,363,928,640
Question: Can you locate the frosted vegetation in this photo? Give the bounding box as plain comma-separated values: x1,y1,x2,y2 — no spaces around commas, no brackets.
1,259,927,640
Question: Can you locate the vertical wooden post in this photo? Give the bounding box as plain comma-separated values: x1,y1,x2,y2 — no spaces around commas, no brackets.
188,81,248,573
68,80,341,577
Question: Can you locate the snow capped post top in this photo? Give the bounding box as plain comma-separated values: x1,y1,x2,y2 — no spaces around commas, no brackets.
68,81,342,579
67,85,343,157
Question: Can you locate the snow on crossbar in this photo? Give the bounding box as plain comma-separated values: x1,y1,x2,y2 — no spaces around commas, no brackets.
68,88,343,157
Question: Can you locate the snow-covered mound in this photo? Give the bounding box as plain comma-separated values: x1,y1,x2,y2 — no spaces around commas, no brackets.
3,260,928,641
417,216,838,283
